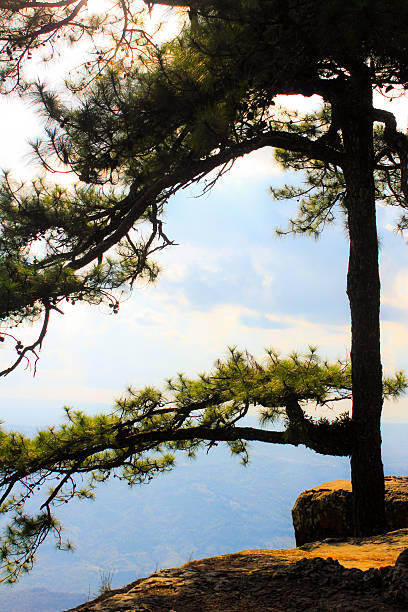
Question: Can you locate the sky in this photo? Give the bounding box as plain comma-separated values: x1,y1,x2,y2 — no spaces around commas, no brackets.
0,8,408,428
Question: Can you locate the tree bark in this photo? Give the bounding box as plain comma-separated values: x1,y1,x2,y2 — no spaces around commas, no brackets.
338,69,385,536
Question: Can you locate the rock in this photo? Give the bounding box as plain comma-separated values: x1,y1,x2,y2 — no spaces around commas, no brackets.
292,476,408,546
64,530,408,611
292,479,354,546
385,477,408,532
395,547,408,568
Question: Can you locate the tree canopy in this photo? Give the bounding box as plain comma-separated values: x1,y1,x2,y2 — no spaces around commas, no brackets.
0,0,408,581
1,0,408,339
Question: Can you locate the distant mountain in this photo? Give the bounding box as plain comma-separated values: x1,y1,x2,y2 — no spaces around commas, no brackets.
0,587,86,612
0,422,405,612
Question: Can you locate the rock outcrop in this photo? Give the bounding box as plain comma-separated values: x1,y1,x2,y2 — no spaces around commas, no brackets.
292,476,408,546
65,529,408,611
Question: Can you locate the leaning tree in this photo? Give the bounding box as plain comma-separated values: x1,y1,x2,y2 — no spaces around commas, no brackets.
1,0,408,578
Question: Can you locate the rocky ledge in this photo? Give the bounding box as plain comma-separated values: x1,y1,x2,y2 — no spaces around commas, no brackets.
66,528,408,612
292,477,408,546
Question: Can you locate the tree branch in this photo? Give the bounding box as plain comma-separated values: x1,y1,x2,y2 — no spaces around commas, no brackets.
3,420,351,489
16,0,89,43
373,107,408,202
67,130,344,273
0,301,57,378
0,1,82,8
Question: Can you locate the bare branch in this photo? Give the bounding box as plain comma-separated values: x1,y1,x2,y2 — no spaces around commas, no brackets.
15,0,89,43
0,301,58,377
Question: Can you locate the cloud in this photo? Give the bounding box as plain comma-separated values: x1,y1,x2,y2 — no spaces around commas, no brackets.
382,396,408,422
221,147,283,182
118,290,351,365
373,89,408,131
153,234,350,328
0,97,43,179
239,312,288,330
381,269,408,311
274,94,323,113
3,282,407,426
2,381,116,405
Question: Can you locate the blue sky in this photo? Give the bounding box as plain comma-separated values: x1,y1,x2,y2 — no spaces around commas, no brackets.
0,84,408,427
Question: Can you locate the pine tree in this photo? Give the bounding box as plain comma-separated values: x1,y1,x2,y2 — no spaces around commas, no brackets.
1,0,408,578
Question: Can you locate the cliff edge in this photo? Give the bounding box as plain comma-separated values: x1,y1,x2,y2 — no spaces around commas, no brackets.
65,527,408,611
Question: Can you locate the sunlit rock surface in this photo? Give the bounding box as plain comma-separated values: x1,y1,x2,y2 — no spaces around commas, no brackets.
292,477,408,546
65,529,408,611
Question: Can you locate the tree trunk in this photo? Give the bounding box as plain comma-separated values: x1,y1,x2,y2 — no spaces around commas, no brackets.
338,69,385,537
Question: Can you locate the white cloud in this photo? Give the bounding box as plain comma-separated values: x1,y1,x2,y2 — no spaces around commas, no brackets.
222,147,283,182
373,89,408,131
0,97,42,178
119,288,351,362
164,262,189,281
262,274,274,289
160,243,238,280
3,381,116,405
382,396,408,422
381,321,408,368
3,286,408,424
382,269,408,310
274,94,323,113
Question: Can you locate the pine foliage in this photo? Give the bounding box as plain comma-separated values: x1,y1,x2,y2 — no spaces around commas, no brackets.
0,347,405,582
